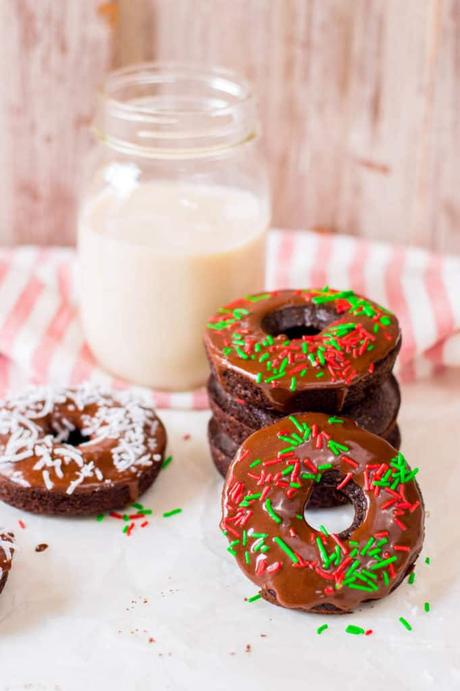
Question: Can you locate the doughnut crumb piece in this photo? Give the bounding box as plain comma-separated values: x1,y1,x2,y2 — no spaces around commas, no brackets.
221,413,424,614
0,385,167,516
0,531,14,595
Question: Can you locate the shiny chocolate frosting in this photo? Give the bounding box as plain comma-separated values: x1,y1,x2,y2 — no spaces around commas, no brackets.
205,288,401,410
221,413,424,614
0,385,166,497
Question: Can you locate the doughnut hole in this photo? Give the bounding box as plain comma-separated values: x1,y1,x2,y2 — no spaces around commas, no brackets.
65,428,91,447
261,305,337,341
47,422,91,447
303,470,367,539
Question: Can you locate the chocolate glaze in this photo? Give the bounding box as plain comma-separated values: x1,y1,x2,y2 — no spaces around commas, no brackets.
221,413,424,614
205,289,401,412
0,386,167,515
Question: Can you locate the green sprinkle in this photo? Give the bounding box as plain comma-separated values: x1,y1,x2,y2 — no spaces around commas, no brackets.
328,416,343,424
247,593,262,603
242,530,247,547
131,502,144,510
244,551,250,565
273,536,299,563
252,538,265,552
96,513,105,522
317,463,333,471
369,556,397,571
161,455,173,470
360,537,375,556
408,572,416,585
424,601,430,613
312,290,355,305
319,524,329,537
256,372,263,384
288,415,304,433
382,571,390,587
122,524,129,534
264,498,282,524
296,514,304,520
163,508,182,518
345,625,365,635
317,624,329,635
245,293,271,303
425,557,431,565
328,439,350,456
316,371,325,378
227,547,237,556
380,316,392,325
123,514,129,522
300,472,316,480
289,376,297,391
235,347,249,360
249,458,262,468
281,464,294,476
316,537,330,567
399,617,412,631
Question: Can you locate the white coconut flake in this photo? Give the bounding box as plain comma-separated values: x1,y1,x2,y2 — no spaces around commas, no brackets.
0,385,162,496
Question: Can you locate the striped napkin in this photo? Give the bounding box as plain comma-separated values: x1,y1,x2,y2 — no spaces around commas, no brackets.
0,230,458,409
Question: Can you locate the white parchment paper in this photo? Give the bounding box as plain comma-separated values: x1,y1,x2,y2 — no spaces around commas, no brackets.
0,372,459,691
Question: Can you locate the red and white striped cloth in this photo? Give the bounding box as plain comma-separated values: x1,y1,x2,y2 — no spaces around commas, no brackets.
0,230,458,409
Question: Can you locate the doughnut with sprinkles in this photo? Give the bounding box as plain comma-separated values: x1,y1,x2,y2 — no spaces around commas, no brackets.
221,413,424,614
205,287,401,411
0,385,167,515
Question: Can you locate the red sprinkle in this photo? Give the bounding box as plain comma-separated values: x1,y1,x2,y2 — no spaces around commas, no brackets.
342,456,359,469
18,520,26,529
336,473,353,490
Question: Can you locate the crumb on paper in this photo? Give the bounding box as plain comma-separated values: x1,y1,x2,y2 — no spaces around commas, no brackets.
35,543,48,552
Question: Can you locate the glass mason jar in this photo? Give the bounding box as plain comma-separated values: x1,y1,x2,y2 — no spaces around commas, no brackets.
78,62,270,390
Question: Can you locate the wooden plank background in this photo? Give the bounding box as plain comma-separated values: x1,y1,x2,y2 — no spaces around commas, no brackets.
0,0,458,253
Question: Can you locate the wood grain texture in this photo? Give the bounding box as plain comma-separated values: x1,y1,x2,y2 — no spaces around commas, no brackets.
143,0,460,253
0,0,112,245
0,0,459,252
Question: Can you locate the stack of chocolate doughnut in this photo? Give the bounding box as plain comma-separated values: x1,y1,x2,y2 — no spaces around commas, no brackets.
205,287,402,479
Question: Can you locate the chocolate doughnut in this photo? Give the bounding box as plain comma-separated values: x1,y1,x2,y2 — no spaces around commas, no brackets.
221,413,424,614
0,531,14,595
208,373,401,476
205,288,401,412
0,386,167,516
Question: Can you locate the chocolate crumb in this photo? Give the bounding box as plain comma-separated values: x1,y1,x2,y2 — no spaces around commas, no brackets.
245,644,251,653
35,543,48,552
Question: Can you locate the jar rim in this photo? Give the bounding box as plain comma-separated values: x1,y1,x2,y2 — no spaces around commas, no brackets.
95,62,258,157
